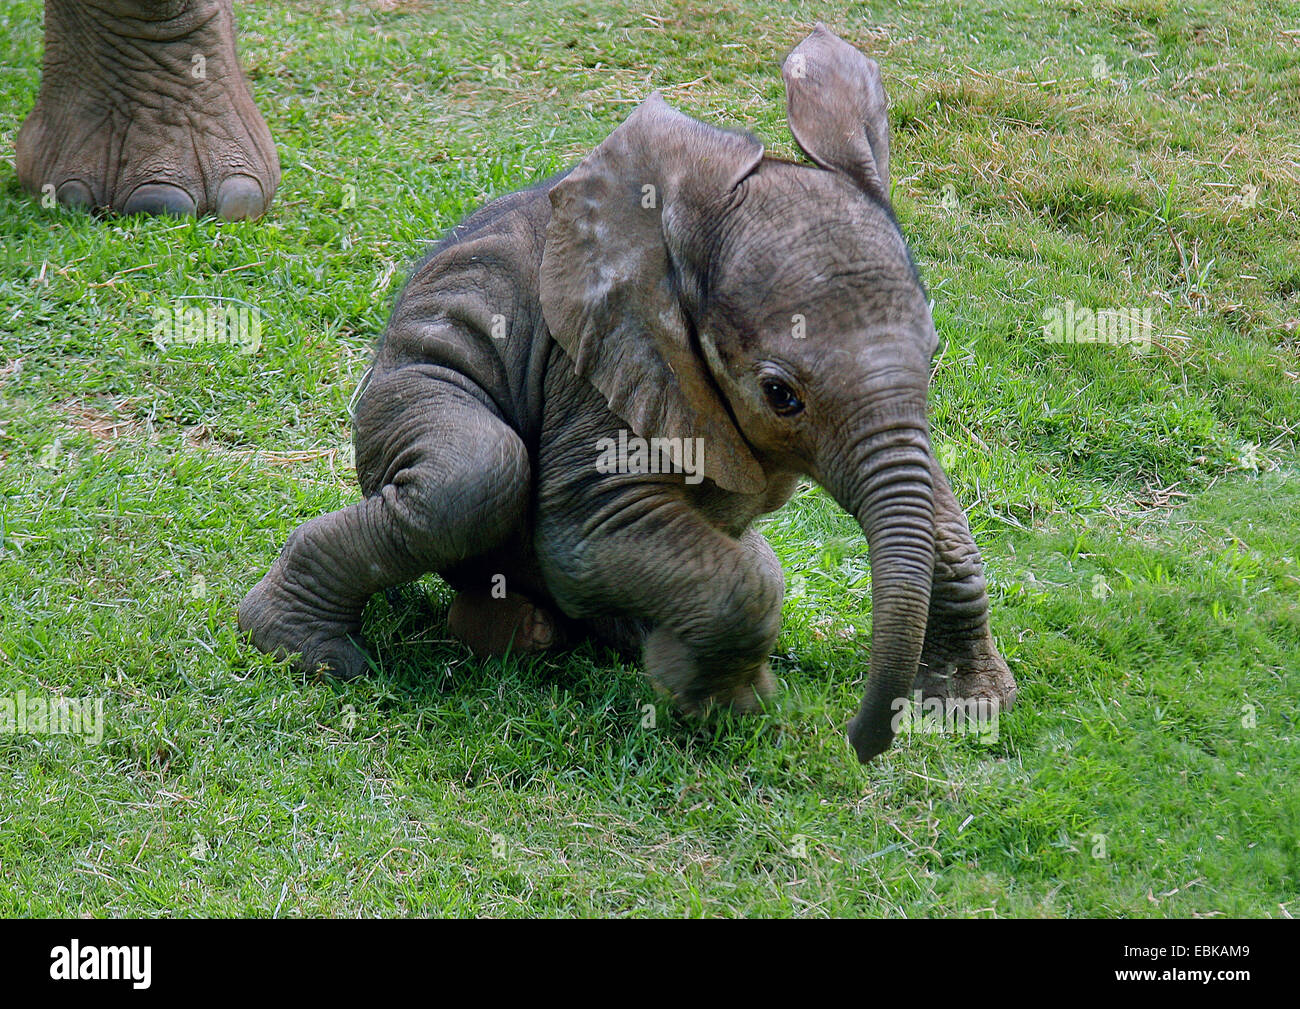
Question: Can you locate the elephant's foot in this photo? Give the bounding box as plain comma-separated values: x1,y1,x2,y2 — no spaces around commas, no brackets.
642,627,775,717
915,628,1016,711
16,0,278,219
447,591,562,657
237,559,371,679
916,460,1017,717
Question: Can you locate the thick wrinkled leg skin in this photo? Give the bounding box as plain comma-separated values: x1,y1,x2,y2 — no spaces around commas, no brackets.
237,505,380,680
538,431,785,717
634,528,783,716
16,0,279,219
642,618,778,716
239,376,530,679
447,590,562,657
914,458,1017,710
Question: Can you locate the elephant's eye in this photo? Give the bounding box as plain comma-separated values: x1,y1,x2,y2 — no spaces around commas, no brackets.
762,379,804,417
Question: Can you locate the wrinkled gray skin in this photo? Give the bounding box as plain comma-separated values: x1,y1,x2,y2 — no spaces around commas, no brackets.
237,24,1017,763
16,5,1014,761
16,0,277,218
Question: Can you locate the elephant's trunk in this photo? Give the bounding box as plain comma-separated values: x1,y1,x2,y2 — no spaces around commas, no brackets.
825,405,935,763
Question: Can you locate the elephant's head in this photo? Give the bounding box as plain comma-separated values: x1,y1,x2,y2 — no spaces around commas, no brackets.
540,24,935,762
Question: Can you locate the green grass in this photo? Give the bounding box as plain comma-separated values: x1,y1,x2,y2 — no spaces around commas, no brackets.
1,0,1297,917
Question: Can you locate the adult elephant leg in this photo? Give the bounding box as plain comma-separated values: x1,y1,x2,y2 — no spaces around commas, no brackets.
16,0,278,218
915,457,1017,709
238,372,531,678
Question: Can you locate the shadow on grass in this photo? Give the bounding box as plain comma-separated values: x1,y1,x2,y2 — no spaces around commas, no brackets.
315,580,793,770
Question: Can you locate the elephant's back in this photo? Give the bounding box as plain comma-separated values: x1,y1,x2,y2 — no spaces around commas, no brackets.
365,172,570,446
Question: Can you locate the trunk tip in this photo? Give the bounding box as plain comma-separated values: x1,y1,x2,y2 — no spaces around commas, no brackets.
847,715,895,764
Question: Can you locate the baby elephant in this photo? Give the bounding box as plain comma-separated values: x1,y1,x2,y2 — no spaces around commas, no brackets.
239,25,1017,762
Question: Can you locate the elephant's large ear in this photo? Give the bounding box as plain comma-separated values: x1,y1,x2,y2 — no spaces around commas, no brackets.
782,23,891,202
540,94,767,495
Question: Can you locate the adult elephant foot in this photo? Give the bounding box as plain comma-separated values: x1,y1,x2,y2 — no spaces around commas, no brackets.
16,0,279,219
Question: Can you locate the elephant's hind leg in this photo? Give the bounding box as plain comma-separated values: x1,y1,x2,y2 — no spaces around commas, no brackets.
238,373,529,677
915,458,1017,711
446,590,562,657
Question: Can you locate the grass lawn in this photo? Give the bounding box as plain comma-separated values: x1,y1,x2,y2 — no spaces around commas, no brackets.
1,0,1297,917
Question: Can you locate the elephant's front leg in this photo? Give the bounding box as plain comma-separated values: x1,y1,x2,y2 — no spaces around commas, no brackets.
641,526,785,713
537,482,784,715
915,457,1017,709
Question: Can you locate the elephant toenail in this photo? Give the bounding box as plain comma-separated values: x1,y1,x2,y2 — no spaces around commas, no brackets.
215,174,266,220
530,612,555,647
122,182,197,217
55,179,95,209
